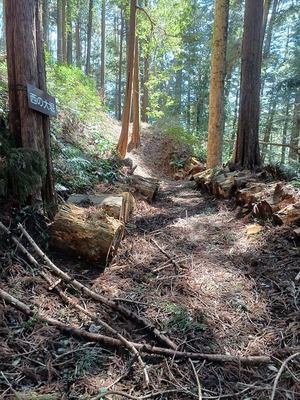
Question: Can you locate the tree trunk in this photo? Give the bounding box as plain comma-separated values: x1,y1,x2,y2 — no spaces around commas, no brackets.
232,0,264,170
116,9,124,121
261,90,278,162
5,0,57,215
86,0,93,75
100,0,106,96
174,60,183,115
116,0,136,159
42,0,49,49
206,0,229,168
281,97,291,164
289,93,300,163
66,0,73,65
57,0,63,64
129,36,141,149
75,1,82,68
141,46,149,123
263,0,279,59
61,0,67,63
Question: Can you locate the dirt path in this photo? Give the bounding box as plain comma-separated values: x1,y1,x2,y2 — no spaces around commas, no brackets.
0,126,299,399
91,132,300,398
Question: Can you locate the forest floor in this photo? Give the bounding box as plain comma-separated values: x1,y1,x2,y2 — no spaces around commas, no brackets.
0,125,300,400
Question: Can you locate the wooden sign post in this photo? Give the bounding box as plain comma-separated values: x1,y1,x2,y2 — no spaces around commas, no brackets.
27,84,57,117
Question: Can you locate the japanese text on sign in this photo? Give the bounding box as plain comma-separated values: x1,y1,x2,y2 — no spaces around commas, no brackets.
27,84,57,117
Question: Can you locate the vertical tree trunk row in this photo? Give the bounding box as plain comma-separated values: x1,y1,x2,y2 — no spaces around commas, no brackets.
233,0,264,169
206,0,229,168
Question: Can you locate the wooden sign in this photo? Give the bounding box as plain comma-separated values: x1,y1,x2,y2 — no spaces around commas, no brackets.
27,84,57,117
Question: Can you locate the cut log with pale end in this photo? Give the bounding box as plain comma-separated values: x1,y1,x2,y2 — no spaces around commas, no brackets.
129,175,159,202
118,191,136,222
51,204,124,265
213,172,237,198
67,194,125,221
274,202,300,225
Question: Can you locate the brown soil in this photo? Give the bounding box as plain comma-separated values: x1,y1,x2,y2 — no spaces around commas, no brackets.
0,126,299,400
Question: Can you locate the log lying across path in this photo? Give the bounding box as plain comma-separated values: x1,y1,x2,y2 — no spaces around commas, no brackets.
193,168,300,226
52,174,159,266
51,204,124,265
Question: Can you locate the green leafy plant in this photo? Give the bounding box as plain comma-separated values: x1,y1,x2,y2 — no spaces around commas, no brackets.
53,142,119,192
162,302,206,333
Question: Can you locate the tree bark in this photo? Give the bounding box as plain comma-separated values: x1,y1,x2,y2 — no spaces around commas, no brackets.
85,0,93,75
232,0,264,169
116,9,124,120
261,90,278,162
129,36,141,149
57,0,63,64
100,0,106,96
289,93,300,163
75,0,82,68
66,0,73,65
42,0,49,49
5,0,56,214
263,0,279,59
206,0,229,168
281,97,291,164
116,0,137,158
61,0,67,63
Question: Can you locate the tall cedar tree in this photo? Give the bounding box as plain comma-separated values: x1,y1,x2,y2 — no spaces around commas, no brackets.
206,0,229,168
116,0,137,158
5,0,56,215
232,0,264,169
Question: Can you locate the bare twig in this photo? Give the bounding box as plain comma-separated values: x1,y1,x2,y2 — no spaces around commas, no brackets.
270,352,300,400
0,371,21,399
189,359,202,400
92,388,193,400
150,238,186,270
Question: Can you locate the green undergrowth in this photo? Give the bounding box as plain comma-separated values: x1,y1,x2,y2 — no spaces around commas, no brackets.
47,63,119,192
154,117,207,170
161,301,206,334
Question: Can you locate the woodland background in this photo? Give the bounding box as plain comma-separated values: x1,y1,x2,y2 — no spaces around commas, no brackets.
0,0,299,173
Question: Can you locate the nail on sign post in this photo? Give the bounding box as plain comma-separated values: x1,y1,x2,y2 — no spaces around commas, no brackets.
27,84,57,118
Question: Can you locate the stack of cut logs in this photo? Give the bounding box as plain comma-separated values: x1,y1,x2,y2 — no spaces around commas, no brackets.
51,174,159,266
192,168,300,234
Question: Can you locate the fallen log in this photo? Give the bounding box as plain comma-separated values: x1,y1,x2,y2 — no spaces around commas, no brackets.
67,194,126,221
274,202,300,225
194,168,300,226
50,204,124,265
119,174,159,202
131,175,159,201
66,192,136,223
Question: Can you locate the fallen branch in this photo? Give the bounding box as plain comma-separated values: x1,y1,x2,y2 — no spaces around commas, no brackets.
270,352,300,400
189,359,202,400
41,270,149,385
150,238,186,271
0,287,271,365
92,388,191,400
0,221,177,350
